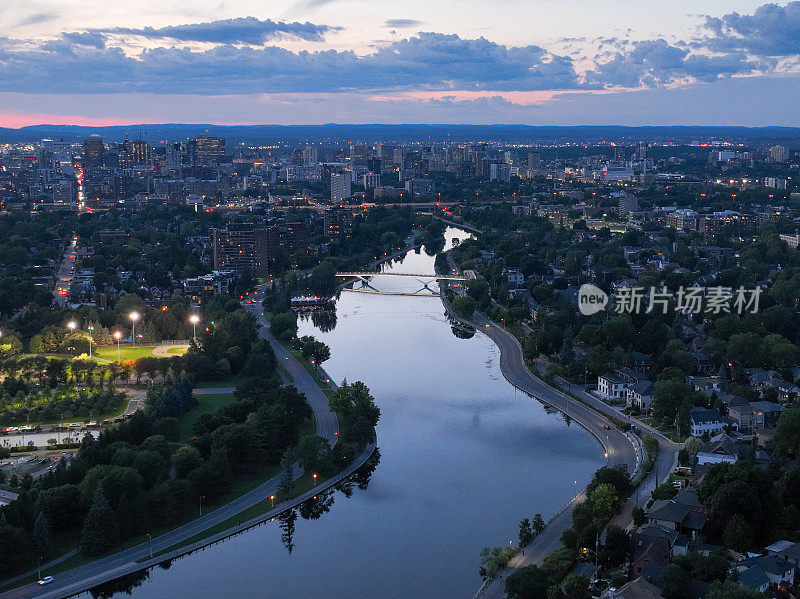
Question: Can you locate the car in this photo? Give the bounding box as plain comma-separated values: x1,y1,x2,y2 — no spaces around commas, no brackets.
38,576,54,585
604,425,612,430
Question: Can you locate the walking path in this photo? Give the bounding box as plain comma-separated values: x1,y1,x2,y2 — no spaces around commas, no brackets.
0,302,367,599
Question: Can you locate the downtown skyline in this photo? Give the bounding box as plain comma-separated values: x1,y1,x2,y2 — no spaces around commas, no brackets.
1,0,800,127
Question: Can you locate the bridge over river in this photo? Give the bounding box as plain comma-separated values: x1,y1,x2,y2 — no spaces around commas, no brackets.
336,271,467,297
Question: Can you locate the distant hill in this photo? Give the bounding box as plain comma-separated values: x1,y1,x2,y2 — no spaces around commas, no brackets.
3,124,800,144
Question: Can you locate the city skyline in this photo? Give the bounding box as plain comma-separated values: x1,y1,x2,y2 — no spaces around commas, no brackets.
2,0,800,127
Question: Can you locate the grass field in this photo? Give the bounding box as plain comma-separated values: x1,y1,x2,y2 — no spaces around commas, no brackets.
178,392,235,442
93,344,158,362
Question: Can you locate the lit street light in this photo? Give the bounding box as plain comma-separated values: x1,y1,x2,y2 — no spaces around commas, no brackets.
312,473,317,486
129,312,140,356
189,314,200,341
270,494,275,508
114,331,122,362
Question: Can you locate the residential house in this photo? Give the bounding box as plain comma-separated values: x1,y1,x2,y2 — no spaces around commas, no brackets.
601,577,662,599
689,407,733,437
696,433,742,465
727,401,786,432
627,380,654,412
646,489,707,538
598,368,649,401
631,525,687,578
505,268,525,289
737,555,795,592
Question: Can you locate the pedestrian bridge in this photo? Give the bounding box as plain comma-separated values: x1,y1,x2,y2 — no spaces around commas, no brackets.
336,272,467,281
337,271,465,297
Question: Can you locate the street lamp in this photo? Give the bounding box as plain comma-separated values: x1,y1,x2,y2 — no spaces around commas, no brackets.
87,325,94,359
146,533,153,559
113,331,122,362
270,494,275,508
189,314,200,341
312,473,317,486
129,312,140,357
200,495,206,516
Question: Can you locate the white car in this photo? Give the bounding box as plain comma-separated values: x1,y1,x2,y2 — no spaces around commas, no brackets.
37,576,54,585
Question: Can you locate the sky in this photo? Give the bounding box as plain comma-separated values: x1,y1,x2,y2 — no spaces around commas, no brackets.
1,0,799,127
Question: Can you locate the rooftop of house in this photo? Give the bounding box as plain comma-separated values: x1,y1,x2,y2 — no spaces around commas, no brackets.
690,407,725,425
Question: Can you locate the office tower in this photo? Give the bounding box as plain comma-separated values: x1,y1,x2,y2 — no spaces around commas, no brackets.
187,137,226,165
362,173,381,189
366,157,382,173
83,137,104,167
130,140,150,165
349,143,369,164
613,145,626,161
527,152,541,171
636,143,647,160
330,172,352,202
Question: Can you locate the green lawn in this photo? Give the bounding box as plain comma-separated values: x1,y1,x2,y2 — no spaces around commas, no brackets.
93,344,158,362
178,393,235,442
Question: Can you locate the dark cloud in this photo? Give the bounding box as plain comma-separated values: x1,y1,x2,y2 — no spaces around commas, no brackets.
384,19,423,28
0,32,585,94
586,39,757,87
58,32,107,49
94,16,339,45
703,1,800,56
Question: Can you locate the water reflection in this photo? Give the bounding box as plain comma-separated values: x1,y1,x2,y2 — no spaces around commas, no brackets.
89,570,151,598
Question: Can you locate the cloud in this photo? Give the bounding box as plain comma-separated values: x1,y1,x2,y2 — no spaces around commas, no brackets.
586,39,758,87
94,17,339,45
0,32,585,95
384,19,423,28
703,1,800,56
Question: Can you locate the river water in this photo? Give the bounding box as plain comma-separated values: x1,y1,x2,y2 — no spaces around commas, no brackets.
92,228,602,599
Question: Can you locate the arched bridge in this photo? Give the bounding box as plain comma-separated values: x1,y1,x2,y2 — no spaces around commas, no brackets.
336,271,466,297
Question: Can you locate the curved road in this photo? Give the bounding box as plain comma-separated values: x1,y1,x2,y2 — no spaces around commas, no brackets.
468,313,639,599
1,300,339,599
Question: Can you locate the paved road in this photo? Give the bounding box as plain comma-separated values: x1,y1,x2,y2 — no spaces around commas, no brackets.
470,313,639,599
1,305,339,599
52,239,76,308
552,380,681,532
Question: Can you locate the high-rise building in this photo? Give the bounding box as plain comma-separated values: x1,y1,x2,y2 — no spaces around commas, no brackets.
489,163,511,183
187,137,226,165
770,146,788,162
83,137,104,167
324,207,354,240
527,152,541,171
617,194,639,215
130,140,150,165
362,173,381,189
612,145,626,162
330,172,352,202
212,226,272,276
302,146,318,165
349,143,370,164
366,157,382,173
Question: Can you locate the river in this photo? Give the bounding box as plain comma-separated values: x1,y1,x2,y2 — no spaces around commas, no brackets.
90,227,603,599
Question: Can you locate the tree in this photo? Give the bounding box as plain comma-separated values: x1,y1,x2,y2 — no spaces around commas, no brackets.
560,327,575,366
452,296,477,320
295,435,332,475
479,545,518,580
171,446,203,478
561,574,590,599
589,483,618,519
652,377,687,424
519,518,533,546
706,581,762,599
602,525,630,567
660,563,689,599
531,513,545,535
773,408,800,457
80,486,118,556
723,514,753,553
504,565,549,599
34,511,52,557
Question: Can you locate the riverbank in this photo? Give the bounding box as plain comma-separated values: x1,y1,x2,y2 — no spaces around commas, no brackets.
0,309,375,599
